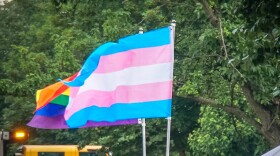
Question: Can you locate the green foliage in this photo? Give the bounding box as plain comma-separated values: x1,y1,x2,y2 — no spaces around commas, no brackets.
189,107,268,156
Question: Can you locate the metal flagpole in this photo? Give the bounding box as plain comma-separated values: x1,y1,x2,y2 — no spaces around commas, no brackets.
166,20,176,156
139,27,146,156
166,117,171,156
142,118,146,156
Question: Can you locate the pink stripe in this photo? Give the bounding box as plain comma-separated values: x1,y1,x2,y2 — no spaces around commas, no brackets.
65,81,172,119
70,87,80,99
67,87,80,109
94,44,172,73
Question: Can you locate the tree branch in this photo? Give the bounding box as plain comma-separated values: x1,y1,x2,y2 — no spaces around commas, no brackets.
241,84,271,130
218,18,244,78
218,18,228,59
268,103,279,130
197,0,219,27
180,95,262,131
197,0,244,77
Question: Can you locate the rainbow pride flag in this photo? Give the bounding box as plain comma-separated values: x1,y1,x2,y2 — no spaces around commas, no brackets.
64,27,174,128
27,74,139,129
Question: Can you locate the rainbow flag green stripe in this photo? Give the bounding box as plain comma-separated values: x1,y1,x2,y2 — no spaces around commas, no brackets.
50,94,69,106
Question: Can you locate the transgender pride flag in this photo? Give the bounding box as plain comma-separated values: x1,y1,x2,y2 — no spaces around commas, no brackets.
64,27,174,128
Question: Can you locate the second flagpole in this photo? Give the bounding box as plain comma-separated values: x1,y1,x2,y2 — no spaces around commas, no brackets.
139,27,147,156
166,19,176,156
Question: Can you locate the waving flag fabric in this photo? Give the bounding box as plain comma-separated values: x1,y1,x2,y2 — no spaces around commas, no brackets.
27,74,139,129
64,27,174,128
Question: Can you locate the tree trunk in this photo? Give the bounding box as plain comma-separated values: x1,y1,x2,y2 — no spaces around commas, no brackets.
242,84,280,147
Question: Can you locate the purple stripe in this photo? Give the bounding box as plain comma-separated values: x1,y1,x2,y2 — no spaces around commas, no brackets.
27,114,139,129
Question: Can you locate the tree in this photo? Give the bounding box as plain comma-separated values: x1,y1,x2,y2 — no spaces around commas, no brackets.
175,0,279,153
183,0,280,147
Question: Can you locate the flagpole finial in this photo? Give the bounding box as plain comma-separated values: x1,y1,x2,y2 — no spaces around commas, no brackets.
171,20,176,27
139,27,144,34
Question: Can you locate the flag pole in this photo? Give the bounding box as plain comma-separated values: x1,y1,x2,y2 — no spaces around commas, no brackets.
139,27,147,156
166,20,176,156
141,118,146,156
166,117,171,156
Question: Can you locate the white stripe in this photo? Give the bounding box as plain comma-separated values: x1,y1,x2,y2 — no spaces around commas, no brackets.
78,63,173,92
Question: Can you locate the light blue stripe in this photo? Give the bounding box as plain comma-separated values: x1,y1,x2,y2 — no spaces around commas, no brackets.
64,27,171,87
66,99,172,128
103,27,171,55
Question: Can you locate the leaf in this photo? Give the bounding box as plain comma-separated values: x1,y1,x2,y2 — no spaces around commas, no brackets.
228,58,235,64
232,28,238,34
273,89,280,97
242,55,249,60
